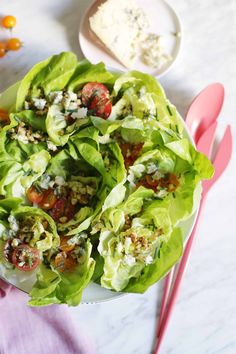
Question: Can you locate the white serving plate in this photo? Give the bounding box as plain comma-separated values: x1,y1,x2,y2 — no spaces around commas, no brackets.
79,0,182,78
0,80,200,304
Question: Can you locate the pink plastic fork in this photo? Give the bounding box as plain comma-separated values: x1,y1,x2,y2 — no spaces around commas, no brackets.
154,123,232,353
157,83,225,333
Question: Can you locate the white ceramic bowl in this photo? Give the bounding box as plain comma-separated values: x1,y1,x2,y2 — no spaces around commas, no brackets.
0,79,200,304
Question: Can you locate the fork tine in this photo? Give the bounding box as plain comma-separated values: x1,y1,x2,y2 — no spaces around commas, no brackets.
196,121,218,157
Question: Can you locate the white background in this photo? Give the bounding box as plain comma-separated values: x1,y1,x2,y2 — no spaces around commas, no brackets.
0,0,235,353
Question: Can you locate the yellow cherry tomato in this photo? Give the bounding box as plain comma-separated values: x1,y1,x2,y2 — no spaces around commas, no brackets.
6,38,22,51
0,42,6,58
2,15,17,29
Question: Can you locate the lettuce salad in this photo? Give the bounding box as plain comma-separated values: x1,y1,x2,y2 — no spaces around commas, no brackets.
0,52,213,306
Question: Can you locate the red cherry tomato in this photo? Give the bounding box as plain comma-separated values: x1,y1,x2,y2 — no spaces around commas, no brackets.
27,186,44,205
81,82,112,119
81,82,110,105
54,252,76,273
89,95,112,119
49,198,75,222
12,244,40,272
38,189,57,210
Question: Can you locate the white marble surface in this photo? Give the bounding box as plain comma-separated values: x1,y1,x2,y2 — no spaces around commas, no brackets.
0,0,236,353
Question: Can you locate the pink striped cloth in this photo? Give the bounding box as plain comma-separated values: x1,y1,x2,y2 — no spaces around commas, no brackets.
0,279,95,354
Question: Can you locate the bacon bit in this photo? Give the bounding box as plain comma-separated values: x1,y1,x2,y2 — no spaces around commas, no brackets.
120,142,144,169
65,114,75,125
137,173,179,192
54,252,76,273
59,236,75,252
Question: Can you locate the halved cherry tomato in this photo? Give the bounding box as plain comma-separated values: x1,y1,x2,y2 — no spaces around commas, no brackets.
49,198,75,222
12,244,40,271
38,188,57,210
4,240,14,263
2,15,17,29
59,236,75,252
89,95,112,119
120,142,143,169
54,252,76,273
0,108,9,124
27,185,44,205
81,82,112,119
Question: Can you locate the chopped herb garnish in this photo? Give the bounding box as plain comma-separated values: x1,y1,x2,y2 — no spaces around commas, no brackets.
24,169,33,176
166,105,172,116
154,247,159,259
175,124,179,134
34,184,42,193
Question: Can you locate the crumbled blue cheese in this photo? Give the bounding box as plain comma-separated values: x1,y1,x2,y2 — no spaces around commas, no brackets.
38,174,51,189
153,170,165,180
63,91,78,110
145,255,153,265
98,134,111,144
8,215,19,233
32,98,47,110
49,91,63,105
123,254,136,266
17,132,29,144
140,34,172,69
55,176,65,186
46,139,58,152
155,189,168,198
71,107,88,119
146,162,158,174
127,164,146,184
67,102,78,111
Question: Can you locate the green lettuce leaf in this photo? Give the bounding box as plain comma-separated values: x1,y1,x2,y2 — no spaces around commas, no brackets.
68,62,114,91
124,228,183,293
16,52,77,111
29,240,95,306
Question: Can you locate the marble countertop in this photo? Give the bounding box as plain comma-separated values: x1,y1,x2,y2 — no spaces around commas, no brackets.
0,0,236,353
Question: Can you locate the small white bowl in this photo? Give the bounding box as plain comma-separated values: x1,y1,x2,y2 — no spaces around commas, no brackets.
79,0,182,78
